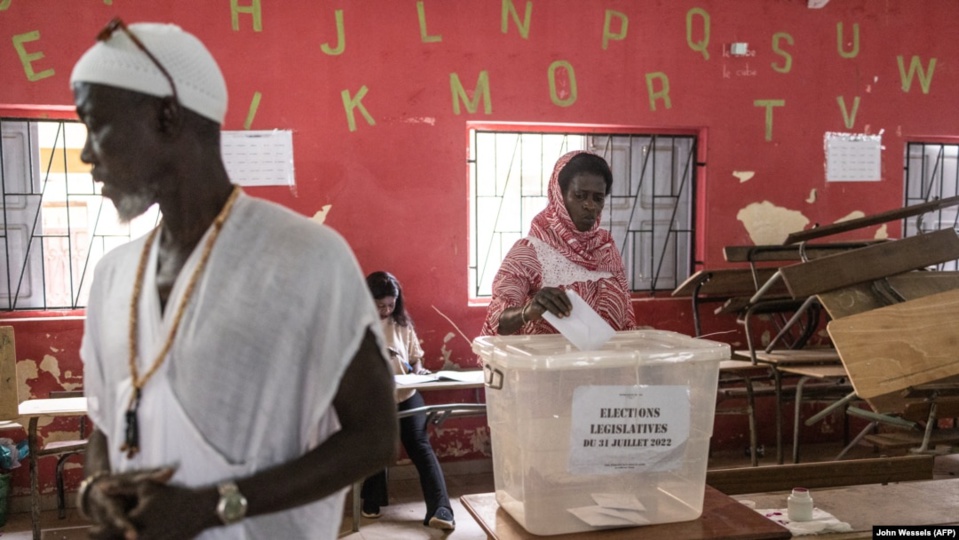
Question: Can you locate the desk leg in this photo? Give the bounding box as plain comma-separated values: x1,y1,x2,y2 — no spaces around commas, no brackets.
792,376,811,464
745,376,758,467
28,416,40,540
351,480,361,532
774,370,783,465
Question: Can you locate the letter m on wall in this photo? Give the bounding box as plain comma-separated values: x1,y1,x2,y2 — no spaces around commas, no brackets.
450,71,492,115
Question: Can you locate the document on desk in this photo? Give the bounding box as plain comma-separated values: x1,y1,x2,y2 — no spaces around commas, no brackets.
395,370,485,386
542,290,615,351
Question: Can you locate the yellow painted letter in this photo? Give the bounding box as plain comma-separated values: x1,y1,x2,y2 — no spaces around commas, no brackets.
686,7,710,60
836,96,860,129
417,2,442,43
321,10,345,55
754,99,785,141
897,55,937,94
836,22,859,59
602,10,628,50
0,0,12,11
548,61,577,108
771,32,793,74
341,86,376,132
12,31,54,82
501,0,532,40
645,72,671,111
244,91,262,130
231,0,263,32
450,71,492,115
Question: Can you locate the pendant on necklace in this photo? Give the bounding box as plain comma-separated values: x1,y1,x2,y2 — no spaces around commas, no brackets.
120,388,142,458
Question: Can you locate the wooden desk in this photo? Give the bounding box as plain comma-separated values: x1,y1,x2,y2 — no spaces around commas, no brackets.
460,486,790,540
394,369,485,391
732,350,841,464
671,268,788,337
717,360,775,467
733,478,959,539
776,365,852,463
19,397,88,540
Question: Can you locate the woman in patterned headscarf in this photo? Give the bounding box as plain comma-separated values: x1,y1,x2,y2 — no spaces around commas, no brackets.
482,150,636,336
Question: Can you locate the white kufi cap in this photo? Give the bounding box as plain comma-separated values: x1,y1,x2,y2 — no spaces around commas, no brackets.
70,22,228,124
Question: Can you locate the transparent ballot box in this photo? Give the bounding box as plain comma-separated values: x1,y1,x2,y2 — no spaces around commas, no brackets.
473,330,729,536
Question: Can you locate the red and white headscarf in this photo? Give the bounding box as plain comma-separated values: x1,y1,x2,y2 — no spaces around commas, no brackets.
528,150,622,273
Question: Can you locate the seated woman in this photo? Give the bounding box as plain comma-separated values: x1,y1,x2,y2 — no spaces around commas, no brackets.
361,271,455,530
482,150,636,335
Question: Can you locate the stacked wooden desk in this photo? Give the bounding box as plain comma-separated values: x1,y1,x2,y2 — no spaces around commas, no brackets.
746,199,959,456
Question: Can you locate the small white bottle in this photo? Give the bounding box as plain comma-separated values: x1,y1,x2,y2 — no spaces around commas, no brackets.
787,487,814,522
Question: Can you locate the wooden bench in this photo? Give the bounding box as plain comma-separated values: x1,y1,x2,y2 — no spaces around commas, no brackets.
706,454,935,495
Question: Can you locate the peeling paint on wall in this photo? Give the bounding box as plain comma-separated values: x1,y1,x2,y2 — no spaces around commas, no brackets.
469,425,491,455
39,354,60,379
439,332,455,366
834,210,865,223
806,189,817,203
16,360,38,401
875,224,889,239
733,171,755,183
736,201,810,245
402,117,437,125
311,204,332,224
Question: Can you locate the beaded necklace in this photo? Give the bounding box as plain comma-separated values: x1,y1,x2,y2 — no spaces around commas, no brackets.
121,185,242,458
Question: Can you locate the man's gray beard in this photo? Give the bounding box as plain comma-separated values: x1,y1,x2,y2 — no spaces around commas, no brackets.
114,190,157,223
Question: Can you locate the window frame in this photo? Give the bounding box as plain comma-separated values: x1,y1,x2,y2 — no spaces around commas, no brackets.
0,106,161,312
465,121,705,304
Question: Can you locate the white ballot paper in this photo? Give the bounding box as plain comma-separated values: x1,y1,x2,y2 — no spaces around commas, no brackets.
542,289,616,351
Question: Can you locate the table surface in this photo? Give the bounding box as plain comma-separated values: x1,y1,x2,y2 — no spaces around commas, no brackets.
734,478,959,539
460,486,791,540
394,370,485,391
18,397,87,417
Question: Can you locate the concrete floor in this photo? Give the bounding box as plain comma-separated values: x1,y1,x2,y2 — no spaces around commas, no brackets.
2,442,957,539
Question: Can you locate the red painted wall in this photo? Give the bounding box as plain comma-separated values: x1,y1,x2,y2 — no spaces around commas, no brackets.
1,0,956,500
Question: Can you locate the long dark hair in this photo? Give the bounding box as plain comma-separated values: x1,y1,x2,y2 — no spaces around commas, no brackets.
366,271,411,327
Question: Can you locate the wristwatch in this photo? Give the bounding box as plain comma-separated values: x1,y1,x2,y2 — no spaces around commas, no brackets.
216,481,248,525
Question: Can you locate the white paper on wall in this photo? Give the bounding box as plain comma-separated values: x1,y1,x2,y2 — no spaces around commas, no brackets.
825,131,882,182
221,130,295,187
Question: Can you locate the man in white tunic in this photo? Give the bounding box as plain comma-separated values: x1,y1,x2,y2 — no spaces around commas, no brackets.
71,19,397,539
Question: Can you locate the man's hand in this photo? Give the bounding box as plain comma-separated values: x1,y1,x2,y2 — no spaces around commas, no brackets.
86,467,216,540
86,468,173,539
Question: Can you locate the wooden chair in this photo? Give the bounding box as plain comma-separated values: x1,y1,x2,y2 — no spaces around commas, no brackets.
45,390,88,519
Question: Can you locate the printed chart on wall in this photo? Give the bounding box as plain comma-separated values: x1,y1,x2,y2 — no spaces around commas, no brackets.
568,385,690,475
824,132,882,182
221,130,296,187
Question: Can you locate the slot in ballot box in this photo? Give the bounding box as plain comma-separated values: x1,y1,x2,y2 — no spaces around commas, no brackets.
473,330,728,536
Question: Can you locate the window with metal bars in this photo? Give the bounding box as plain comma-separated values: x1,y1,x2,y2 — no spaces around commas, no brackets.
0,117,159,310
468,127,697,299
904,141,959,271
